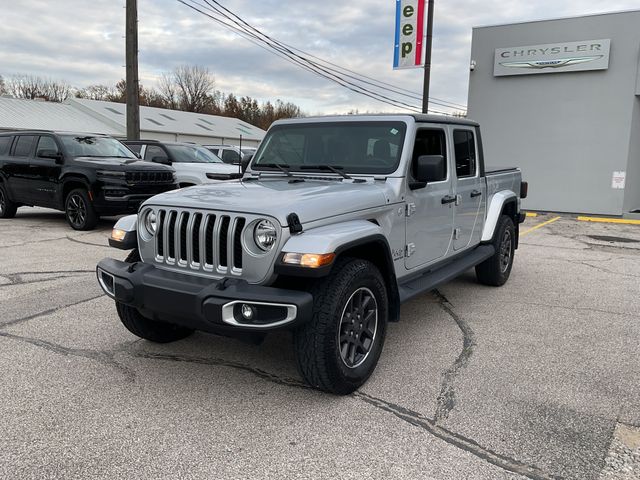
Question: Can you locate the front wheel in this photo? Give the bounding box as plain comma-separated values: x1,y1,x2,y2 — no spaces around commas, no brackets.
115,249,194,343
293,258,388,395
65,188,98,230
476,215,516,286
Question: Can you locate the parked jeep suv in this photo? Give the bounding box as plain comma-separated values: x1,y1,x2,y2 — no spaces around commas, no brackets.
124,140,242,187
0,131,177,230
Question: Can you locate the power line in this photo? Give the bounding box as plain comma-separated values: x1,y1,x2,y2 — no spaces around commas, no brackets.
178,0,458,115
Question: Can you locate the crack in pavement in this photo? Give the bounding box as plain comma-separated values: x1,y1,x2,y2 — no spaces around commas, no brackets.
432,289,477,424
65,236,110,248
0,294,104,328
0,331,136,381
495,300,640,320
0,270,94,289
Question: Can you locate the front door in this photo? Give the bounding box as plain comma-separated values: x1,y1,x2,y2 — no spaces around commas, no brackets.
405,127,454,270
30,135,63,207
451,128,485,250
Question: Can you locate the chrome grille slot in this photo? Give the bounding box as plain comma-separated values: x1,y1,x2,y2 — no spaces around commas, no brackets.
219,216,230,268
151,208,248,276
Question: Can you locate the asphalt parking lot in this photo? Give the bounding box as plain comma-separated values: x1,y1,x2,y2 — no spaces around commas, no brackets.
1,208,639,480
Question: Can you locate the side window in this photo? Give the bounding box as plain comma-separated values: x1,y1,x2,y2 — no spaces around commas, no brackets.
222,149,240,163
12,136,36,157
144,145,167,162
36,136,59,156
127,144,142,154
453,130,476,178
0,136,12,155
411,129,447,180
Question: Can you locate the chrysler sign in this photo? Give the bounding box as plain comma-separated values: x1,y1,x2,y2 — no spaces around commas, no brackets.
494,39,611,76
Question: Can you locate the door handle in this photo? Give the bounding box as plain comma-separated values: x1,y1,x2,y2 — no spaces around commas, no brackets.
441,195,456,205
471,190,482,198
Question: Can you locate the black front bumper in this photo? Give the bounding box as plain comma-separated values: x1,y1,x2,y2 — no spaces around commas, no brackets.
96,258,313,333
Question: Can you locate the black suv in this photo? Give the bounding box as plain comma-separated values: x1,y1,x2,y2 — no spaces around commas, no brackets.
0,131,177,230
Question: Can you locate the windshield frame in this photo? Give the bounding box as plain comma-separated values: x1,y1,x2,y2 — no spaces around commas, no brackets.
59,135,138,160
251,121,408,176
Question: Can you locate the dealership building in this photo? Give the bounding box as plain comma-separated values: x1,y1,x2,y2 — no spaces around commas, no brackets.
467,10,640,215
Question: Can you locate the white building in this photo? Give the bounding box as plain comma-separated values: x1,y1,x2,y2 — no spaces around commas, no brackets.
0,96,265,147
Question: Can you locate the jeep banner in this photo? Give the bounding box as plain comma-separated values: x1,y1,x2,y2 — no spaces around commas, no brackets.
393,0,426,69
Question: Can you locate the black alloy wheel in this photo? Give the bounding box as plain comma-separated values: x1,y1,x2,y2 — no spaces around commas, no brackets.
338,287,378,369
499,229,513,273
0,188,5,216
65,188,98,230
66,193,87,228
0,184,18,219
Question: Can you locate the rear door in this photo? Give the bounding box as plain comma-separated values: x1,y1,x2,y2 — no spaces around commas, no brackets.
30,135,63,207
451,128,485,250
6,135,37,203
404,126,455,269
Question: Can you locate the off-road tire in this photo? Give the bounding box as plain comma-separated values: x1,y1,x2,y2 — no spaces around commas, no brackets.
476,215,516,286
65,188,98,231
293,257,388,395
115,249,194,343
0,184,18,219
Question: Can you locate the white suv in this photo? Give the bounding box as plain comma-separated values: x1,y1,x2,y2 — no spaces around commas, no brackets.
125,141,242,187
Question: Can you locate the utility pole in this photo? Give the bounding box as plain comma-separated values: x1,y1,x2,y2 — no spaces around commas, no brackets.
126,0,140,140
422,0,435,114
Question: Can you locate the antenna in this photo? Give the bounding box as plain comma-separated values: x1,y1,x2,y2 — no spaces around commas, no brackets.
238,134,243,177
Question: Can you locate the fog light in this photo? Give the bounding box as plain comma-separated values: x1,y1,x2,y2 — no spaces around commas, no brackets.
241,304,255,320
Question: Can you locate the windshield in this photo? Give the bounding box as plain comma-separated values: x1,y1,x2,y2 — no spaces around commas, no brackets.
166,145,223,163
60,135,137,159
252,122,407,175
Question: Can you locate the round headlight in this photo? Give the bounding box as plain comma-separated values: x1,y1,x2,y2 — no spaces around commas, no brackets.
254,219,277,251
144,210,157,235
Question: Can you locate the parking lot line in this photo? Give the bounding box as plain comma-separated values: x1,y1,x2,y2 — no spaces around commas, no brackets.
577,216,640,225
520,216,561,236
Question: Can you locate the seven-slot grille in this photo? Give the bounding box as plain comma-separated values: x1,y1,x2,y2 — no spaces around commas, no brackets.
154,209,247,274
126,171,174,184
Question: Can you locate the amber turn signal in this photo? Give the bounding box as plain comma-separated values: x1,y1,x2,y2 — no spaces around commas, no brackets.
282,252,336,268
111,228,127,242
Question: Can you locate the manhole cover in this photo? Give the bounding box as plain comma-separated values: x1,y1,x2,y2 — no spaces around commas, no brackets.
588,235,639,243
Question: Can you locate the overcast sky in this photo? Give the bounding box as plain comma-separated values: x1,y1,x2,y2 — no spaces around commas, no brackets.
1,0,639,115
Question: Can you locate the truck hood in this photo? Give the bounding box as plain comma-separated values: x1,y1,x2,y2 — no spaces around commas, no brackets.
145,178,389,225
73,157,173,171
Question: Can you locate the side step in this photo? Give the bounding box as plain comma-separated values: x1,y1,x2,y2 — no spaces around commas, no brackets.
398,245,495,303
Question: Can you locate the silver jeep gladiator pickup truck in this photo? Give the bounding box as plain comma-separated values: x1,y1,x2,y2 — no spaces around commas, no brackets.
97,114,527,394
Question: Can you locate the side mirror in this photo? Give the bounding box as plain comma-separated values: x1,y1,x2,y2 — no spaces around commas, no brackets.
37,150,63,163
240,154,253,173
411,155,446,189
152,156,171,165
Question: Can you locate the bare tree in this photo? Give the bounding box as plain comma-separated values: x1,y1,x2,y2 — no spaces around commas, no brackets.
160,65,216,113
0,75,6,96
6,74,71,102
75,84,115,101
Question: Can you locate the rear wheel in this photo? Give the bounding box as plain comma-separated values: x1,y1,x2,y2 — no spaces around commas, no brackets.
0,184,18,219
115,249,194,343
65,188,98,230
293,258,388,394
476,215,516,286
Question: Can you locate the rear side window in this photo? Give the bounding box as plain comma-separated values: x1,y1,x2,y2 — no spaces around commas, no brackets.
0,136,12,155
453,130,476,178
222,149,240,163
36,136,59,155
12,136,36,157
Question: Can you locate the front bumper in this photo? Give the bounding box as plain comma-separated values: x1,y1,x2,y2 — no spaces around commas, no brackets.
96,258,313,333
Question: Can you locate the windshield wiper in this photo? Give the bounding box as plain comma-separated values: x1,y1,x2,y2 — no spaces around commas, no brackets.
300,164,366,183
259,163,293,177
